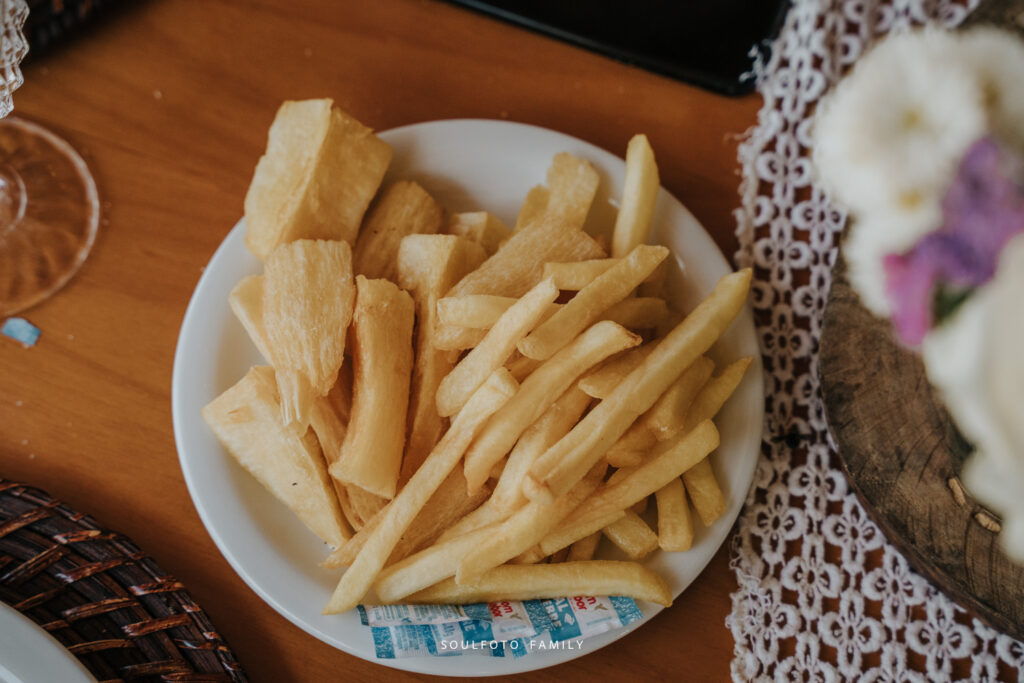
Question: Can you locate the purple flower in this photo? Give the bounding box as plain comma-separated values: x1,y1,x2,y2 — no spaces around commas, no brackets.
883,137,1024,344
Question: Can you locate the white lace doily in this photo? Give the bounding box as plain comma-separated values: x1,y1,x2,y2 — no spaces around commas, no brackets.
728,0,1024,680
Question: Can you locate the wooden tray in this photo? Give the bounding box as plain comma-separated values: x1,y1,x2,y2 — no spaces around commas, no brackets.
0,478,247,682
819,261,1024,642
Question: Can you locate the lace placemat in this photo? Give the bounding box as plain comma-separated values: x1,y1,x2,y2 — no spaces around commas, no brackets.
728,0,1024,680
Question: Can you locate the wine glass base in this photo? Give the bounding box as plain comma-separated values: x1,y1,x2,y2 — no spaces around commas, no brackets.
0,118,100,316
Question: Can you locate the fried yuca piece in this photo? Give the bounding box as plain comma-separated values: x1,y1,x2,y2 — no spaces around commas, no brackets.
245,99,392,258
398,561,673,607
202,366,350,546
397,234,487,486
228,275,272,362
603,511,659,560
446,211,511,255
308,368,353,515
263,240,355,429
329,276,415,500
346,485,389,525
323,369,517,614
519,152,601,231
611,134,659,258
445,213,605,300
353,181,443,281
518,244,668,361
525,269,751,503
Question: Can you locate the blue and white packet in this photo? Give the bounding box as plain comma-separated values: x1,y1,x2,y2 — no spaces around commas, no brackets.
360,596,644,659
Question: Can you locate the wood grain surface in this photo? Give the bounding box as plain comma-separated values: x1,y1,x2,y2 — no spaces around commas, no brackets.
0,1,761,680
820,261,1024,643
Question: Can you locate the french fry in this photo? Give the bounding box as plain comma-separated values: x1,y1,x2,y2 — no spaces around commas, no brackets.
578,343,657,399
228,275,272,361
446,211,511,255
202,367,350,547
547,547,571,564
433,496,510,545
353,181,443,281
463,321,640,492
445,213,605,300
536,420,718,555
525,269,751,502
681,357,752,525
397,234,487,485
323,369,517,614
488,385,592,514
603,511,659,560
437,294,664,331
456,463,605,585
512,546,547,565
611,134,659,258
543,258,619,290
655,477,693,551
263,239,355,429
245,99,391,258
604,356,714,467
566,531,602,562
399,561,673,607
518,244,668,360
436,277,558,418
374,522,500,603
432,325,487,351
506,353,542,382
330,277,414,499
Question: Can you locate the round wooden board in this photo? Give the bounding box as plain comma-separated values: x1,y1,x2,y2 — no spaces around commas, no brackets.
819,259,1024,642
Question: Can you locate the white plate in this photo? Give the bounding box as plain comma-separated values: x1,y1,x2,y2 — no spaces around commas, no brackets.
0,601,97,683
171,120,763,676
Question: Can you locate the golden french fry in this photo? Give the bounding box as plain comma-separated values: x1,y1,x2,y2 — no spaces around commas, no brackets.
603,511,659,560
512,546,547,564
536,420,718,556
353,181,443,281
202,367,350,547
456,463,605,585
228,275,272,361
399,561,673,607
515,185,550,230
630,495,649,515
263,239,355,429
681,357,752,525
656,477,693,551
684,459,727,527
543,258,619,290
436,277,558,418
611,134,659,258
436,295,558,329
323,369,517,614
506,353,542,382
447,211,511,255
446,213,605,300
245,99,391,258
578,343,657,399
518,244,669,360
566,531,602,562
323,468,489,570
526,269,751,502
330,277,414,499
433,497,509,545
432,325,488,351
547,547,571,564
604,355,715,467
397,234,487,486
488,385,592,514
463,321,640,492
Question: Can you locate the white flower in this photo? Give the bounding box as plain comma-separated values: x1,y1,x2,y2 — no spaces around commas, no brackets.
958,27,1024,152
841,207,939,317
813,29,986,218
923,234,1024,560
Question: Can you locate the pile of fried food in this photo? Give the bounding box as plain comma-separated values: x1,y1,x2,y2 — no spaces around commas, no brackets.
202,99,752,616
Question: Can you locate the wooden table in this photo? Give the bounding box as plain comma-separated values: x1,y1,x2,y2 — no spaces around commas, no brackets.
0,1,760,679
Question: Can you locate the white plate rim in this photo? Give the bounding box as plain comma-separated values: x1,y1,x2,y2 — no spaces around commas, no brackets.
0,601,97,683
171,118,763,676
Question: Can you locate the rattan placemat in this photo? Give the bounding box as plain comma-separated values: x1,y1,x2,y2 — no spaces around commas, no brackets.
0,479,247,682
